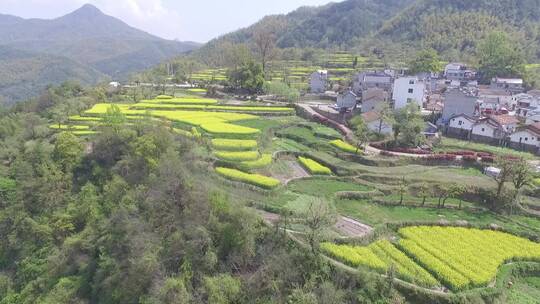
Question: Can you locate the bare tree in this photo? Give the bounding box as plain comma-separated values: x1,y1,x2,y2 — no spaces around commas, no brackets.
510,157,532,212
493,157,514,200
252,19,283,74
398,177,408,205
303,198,337,255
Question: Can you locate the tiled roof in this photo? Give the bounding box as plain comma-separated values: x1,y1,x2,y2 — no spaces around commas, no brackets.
528,122,540,134
489,114,520,126
362,88,387,103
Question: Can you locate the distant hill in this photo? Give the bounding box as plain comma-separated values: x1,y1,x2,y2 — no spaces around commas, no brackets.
0,46,105,104
198,0,540,63
0,4,200,104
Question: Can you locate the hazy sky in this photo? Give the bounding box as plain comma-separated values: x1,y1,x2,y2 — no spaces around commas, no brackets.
0,0,334,42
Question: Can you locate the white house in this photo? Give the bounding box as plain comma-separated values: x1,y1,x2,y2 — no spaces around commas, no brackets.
310,70,328,94
392,76,426,110
447,114,476,139
471,115,519,144
337,90,358,110
361,111,393,135
509,123,540,153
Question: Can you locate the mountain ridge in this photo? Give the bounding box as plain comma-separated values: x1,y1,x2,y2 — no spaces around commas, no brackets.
0,3,200,104
196,0,540,63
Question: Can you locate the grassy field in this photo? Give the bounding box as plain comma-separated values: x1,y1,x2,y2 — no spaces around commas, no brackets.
505,277,540,303
288,178,372,197
435,137,537,159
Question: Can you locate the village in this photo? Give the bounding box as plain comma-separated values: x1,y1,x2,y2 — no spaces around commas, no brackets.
308,63,540,155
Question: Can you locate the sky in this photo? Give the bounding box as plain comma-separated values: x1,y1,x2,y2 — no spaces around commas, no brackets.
0,0,334,42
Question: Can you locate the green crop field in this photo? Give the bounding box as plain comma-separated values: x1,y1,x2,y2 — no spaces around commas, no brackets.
323,226,540,291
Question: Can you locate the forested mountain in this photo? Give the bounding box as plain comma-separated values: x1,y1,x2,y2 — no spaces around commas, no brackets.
198,0,540,62
0,46,105,104
199,0,415,54
0,4,200,104
378,0,540,59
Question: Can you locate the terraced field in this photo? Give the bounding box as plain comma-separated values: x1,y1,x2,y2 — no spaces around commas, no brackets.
323,226,540,291
49,91,540,298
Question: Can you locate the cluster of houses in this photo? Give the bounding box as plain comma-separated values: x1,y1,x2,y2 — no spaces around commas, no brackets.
309,63,540,155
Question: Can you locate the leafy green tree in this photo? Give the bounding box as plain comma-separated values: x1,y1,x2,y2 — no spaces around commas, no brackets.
203,274,241,304
103,104,127,132
477,31,525,82
227,61,265,94
393,103,426,147
53,132,83,172
409,49,442,74
350,115,369,152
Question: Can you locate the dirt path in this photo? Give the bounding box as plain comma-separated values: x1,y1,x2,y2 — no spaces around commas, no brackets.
256,209,373,238
272,160,311,184
335,216,373,238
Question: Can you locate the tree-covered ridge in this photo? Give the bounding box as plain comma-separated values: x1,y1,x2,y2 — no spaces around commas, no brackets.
198,0,540,63
378,0,540,59
276,0,416,48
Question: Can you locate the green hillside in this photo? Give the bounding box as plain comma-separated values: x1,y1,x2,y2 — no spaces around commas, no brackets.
0,46,106,105
197,0,540,62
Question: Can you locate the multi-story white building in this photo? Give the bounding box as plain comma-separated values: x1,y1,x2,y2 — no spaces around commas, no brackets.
391,76,426,110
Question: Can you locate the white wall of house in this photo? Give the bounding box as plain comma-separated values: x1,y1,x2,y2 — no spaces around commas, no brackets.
509,130,540,147
448,116,474,130
472,122,497,138
392,77,425,110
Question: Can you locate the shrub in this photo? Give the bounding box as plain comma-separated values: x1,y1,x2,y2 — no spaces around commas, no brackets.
298,157,332,175
462,155,478,162
211,139,258,151
425,154,457,161
481,156,495,163
215,167,280,189
263,81,300,102
330,140,361,154
215,151,260,162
